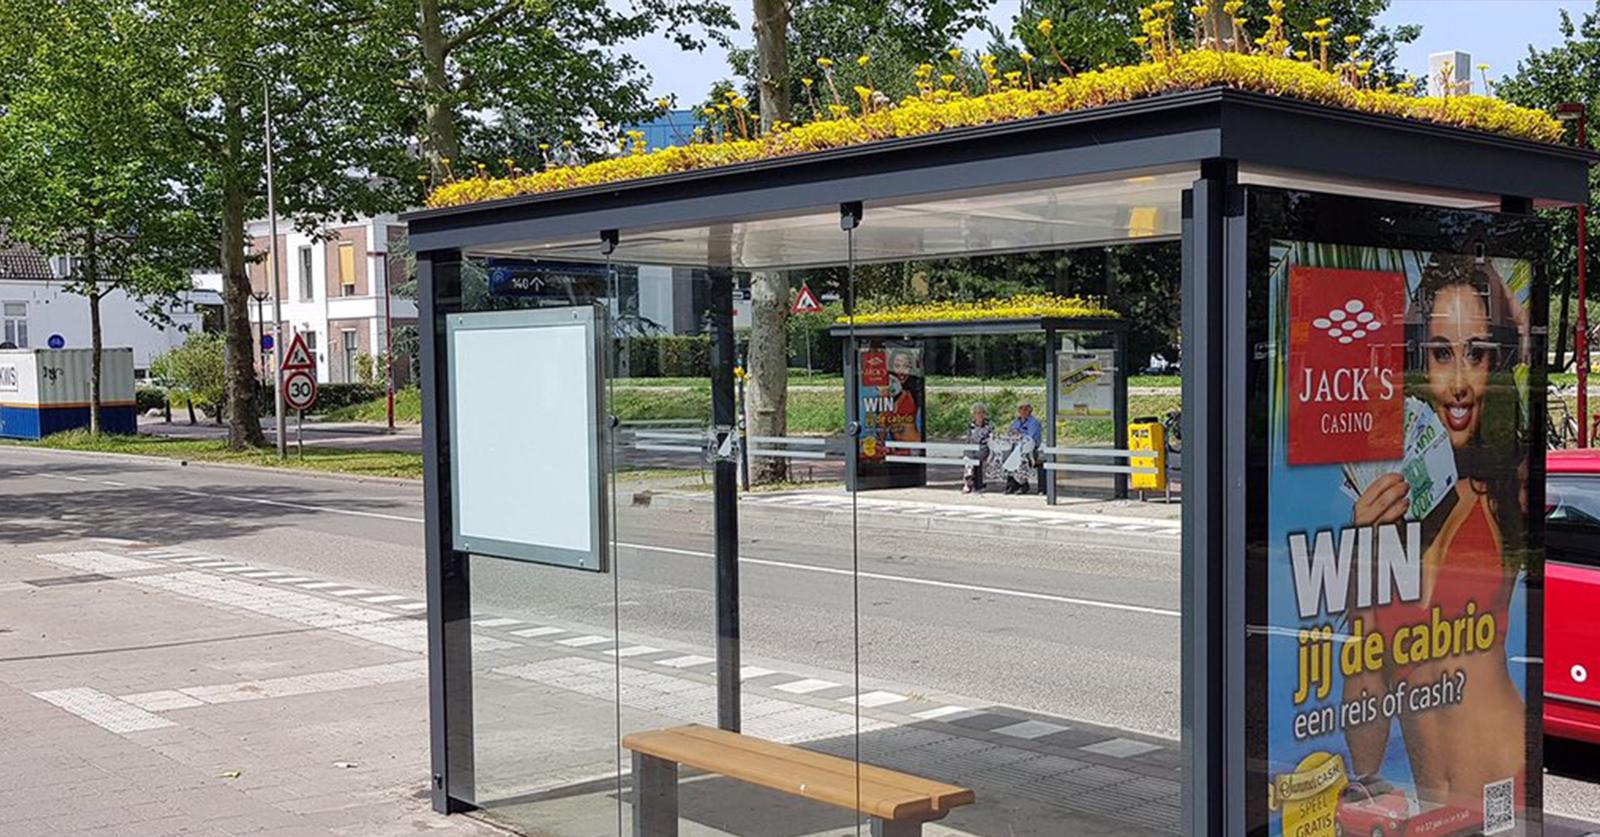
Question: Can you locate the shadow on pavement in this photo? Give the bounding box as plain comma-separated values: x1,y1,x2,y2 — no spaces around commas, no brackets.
0,459,414,546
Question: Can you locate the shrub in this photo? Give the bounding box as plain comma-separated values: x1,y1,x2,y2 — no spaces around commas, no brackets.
135,386,169,413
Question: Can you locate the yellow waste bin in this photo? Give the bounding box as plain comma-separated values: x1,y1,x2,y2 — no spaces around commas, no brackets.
1128,421,1167,491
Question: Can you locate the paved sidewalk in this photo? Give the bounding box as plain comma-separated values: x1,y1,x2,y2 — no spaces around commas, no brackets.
0,540,502,837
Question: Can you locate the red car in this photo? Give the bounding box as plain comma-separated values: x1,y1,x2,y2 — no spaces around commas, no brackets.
1337,775,1411,837
1546,448,1600,746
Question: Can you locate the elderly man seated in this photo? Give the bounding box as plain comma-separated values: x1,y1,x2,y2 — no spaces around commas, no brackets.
1005,400,1044,495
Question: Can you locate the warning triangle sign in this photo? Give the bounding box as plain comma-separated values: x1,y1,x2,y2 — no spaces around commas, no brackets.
791,282,824,314
282,332,316,370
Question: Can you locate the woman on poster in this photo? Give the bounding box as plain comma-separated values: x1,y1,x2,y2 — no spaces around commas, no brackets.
1343,254,1530,823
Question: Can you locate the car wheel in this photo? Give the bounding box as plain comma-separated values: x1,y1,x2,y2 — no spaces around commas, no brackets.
1371,827,1385,837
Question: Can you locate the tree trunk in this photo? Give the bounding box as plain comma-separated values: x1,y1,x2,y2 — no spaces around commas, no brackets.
746,0,792,484
417,0,462,180
85,229,103,436
220,102,266,449
752,0,790,131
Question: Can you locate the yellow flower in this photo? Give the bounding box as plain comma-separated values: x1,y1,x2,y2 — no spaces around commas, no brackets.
817,57,834,69
1020,51,1034,63
801,77,814,87
655,97,670,109
1314,17,1333,28
948,48,963,62
1037,18,1054,37
857,54,870,67
1343,34,1361,46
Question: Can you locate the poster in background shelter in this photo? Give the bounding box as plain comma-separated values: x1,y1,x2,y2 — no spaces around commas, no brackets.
856,343,925,489
1263,240,1536,837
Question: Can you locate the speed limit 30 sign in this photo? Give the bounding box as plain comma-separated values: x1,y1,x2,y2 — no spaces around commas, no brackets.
281,332,319,412
284,369,317,412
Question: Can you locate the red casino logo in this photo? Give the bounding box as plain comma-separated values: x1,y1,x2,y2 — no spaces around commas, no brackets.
860,350,888,388
1287,266,1406,465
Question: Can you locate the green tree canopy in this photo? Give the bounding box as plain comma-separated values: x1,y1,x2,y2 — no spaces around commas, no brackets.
1496,1,1600,371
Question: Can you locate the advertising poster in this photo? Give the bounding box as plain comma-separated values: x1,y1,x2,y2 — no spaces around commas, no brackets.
856,344,925,487
1264,241,1535,837
1057,349,1115,417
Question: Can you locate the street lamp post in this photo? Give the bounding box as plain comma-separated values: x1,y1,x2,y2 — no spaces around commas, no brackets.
1558,102,1589,447
264,80,287,458
251,290,269,380
382,251,395,431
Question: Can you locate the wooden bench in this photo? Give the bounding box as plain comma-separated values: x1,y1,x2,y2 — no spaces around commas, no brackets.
622,724,974,837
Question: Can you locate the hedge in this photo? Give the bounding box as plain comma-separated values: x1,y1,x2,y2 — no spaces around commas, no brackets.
135,386,169,413
252,381,388,415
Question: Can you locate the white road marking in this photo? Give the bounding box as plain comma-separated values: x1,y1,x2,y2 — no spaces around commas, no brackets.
607,645,662,658
1080,737,1164,758
235,570,285,578
120,690,205,712
33,688,175,734
655,655,715,669
34,551,160,574
297,581,345,590
89,537,142,546
360,594,408,604
556,635,613,648
739,666,777,680
329,588,374,597
168,556,216,564
269,577,314,584
772,678,839,695
840,690,908,708
618,542,1180,619
992,719,1071,740
101,480,127,487
212,565,253,573
177,489,424,523
473,618,522,628
911,705,976,721
395,602,428,611
61,476,89,482
510,627,565,638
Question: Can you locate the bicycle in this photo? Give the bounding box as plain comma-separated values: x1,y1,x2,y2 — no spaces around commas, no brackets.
1547,384,1579,449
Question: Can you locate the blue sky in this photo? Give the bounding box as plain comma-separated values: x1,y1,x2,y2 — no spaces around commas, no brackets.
630,0,1586,102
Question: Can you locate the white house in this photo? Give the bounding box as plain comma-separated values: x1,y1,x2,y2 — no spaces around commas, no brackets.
241,214,418,385
0,237,216,378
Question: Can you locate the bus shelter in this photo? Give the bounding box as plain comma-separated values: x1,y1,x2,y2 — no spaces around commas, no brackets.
406,87,1593,836
825,316,1131,502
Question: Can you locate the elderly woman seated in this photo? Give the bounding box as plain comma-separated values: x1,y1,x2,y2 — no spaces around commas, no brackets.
963,402,993,493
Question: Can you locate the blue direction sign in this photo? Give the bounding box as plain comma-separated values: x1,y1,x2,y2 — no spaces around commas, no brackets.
261,334,274,351
47,334,64,349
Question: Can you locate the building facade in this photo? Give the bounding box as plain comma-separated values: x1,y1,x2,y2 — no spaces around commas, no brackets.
0,236,216,378
242,215,418,385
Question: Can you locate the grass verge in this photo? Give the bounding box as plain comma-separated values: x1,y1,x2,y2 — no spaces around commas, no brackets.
11,430,423,480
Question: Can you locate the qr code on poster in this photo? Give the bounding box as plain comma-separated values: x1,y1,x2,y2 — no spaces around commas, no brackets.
1483,777,1516,834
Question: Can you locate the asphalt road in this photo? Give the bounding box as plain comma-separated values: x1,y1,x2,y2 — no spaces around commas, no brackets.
3,445,1597,828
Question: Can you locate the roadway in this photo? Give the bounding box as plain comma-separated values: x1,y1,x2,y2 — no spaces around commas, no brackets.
2,444,1596,828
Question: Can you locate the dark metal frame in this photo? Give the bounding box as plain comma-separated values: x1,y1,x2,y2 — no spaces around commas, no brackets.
409,89,1592,829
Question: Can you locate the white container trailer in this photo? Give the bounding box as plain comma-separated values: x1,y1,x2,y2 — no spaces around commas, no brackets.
0,348,136,439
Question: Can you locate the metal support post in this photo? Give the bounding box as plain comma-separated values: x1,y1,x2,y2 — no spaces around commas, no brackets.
1113,328,1130,500
708,264,741,733
1045,325,1058,506
263,80,287,458
418,251,474,813
1181,159,1246,836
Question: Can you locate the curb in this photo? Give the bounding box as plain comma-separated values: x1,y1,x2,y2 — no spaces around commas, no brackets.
641,491,1181,543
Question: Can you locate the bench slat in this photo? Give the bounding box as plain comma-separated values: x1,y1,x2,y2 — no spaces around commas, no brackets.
623,725,974,822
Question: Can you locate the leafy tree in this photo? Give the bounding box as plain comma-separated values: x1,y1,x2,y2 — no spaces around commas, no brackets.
992,0,1418,84
0,0,205,435
392,0,735,180
151,333,228,424
133,0,414,449
1496,2,1600,373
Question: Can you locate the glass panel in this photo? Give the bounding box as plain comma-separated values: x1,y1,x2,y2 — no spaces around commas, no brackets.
848,244,1183,836
458,257,622,830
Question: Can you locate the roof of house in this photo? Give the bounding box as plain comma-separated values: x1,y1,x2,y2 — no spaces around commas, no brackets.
0,232,54,281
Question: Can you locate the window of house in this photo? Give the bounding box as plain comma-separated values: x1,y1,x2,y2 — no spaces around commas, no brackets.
3,302,28,347
338,242,356,297
299,246,314,300
341,328,358,383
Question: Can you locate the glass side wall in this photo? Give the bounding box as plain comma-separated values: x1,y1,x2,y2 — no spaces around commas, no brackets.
456,256,624,829
844,238,1185,836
